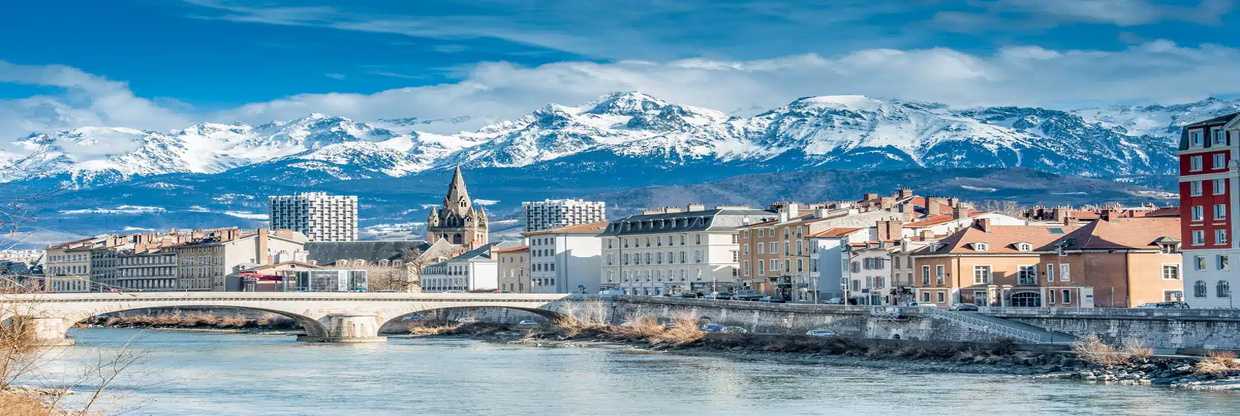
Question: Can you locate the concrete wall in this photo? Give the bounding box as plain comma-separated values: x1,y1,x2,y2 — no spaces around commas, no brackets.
990,308,1240,351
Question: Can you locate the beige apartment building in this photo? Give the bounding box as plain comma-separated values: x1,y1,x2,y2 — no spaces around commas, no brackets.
600,205,774,296
1034,216,1184,308
495,244,530,293
911,219,1076,307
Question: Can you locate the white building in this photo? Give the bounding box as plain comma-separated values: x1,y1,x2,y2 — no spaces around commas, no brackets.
524,222,606,294
600,205,774,296
522,199,606,232
269,192,359,242
808,227,870,303
420,244,498,292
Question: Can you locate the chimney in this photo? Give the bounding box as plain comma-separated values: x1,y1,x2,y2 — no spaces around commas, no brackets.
256,228,270,265
876,220,903,242
927,197,945,216
785,202,800,219
952,205,964,220
976,218,992,233
897,187,913,199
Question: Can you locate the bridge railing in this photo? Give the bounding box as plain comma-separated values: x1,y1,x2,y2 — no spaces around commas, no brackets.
979,306,1240,320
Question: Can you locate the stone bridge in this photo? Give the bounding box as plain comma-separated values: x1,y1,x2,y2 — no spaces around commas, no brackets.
0,292,572,345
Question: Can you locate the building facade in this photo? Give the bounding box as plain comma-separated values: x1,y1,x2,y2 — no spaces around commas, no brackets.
525,222,605,294
1179,113,1239,309
1035,217,1184,308
600,205,774,296
420,244,498,292
911,220,1076,307
495,245,530,293
269,192,358,242
521,199,607,232
426,167,489,250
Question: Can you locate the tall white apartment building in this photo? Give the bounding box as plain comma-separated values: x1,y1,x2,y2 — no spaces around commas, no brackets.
522,199,606,232
269,192,358,242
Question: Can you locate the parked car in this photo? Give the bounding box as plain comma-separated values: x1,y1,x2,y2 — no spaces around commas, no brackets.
759,296,786,303
700,323,725,333
950,304,980,312
598,289,626,297
721,326,749,334
516,319,540,327
734,293,764,301
1140,301,1191,309
805,328,836,337
822,297,844,305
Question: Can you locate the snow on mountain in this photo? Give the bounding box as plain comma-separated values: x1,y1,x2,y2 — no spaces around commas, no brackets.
1,92,1234,188
1076,97,1240,139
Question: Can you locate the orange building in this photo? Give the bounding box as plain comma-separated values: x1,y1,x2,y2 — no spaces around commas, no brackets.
1035,217,1183,308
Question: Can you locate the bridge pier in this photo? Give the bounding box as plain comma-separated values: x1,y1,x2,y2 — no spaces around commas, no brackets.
298,314,385,343
25,317,76,347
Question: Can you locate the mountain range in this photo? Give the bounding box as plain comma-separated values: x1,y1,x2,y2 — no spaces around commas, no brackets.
0,91,1233,245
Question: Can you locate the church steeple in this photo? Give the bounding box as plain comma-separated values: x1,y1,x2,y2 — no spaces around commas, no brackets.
444,166,472,217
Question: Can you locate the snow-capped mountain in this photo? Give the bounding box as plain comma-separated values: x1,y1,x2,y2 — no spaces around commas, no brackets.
0,91,1233,188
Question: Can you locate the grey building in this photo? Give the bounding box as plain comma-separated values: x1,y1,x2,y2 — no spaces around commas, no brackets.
269,192,359,242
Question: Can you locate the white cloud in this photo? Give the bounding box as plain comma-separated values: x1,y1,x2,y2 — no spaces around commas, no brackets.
223,210,268,220
209,40,1240,131
0,60,190,138
4,40,1240,138
473,199,499,206
59,205,167,215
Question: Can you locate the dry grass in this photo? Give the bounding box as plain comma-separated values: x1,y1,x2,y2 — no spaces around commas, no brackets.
650,316,705,346
93,311,296,330
1072,335,1130,367
405,320,462,336
618,315,665,339
1195,351,1240,375
1121,339,1154,360
0,390,61,416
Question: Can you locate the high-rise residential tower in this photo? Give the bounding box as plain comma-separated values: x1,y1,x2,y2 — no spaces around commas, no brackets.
269,192,358,242
521,199,607,232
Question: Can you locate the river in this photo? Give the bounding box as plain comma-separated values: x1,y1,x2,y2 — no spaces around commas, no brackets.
19,328,1240,415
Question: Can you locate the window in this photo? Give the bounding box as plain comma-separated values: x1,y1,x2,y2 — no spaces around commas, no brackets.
972,243,989,252
1018,265,1037,285
1060,264,1070,282
921,266,930,286
1213,129,1226,145
1215,179,1227,195
1192,205,1205,221
1061,290,1072,304
1215,153,1228,169
1191,181,1203,197
935,265,945,285
1219,281,1232,298
1217,204,1229,221
1191,130,1204,146
1162,264,1180,280
1194,280,1208,298
1220,255,1232,271
1191,155,1204,171
1015,243,1032,252
1048,290,1056,304
1192,230,1206,246
1217,229,1230,245
973,265,992,284
921,292,930,302
1195,255,1207,271
1046,264,1056,283
936,292,945,303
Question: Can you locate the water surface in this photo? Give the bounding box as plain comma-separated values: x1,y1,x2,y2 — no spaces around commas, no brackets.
23,328,1240,415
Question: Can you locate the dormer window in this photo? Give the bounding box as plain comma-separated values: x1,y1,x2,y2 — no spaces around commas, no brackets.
971,242,989,252
1191,130,1204,147
1015,242,1032,252
1213,128,1226,145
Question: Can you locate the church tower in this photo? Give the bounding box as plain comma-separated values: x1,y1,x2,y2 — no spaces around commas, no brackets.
425,166,489,249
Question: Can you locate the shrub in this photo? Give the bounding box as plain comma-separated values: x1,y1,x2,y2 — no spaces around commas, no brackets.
1195,351,1240,375
1072,335,1128,367
1121,339,1153,360
650,316,704,346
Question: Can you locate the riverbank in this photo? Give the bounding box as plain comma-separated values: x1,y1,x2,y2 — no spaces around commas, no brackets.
411,319,1240,391
0,388,64,416
79,310,299,332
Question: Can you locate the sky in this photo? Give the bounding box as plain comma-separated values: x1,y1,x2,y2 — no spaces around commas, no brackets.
0,0,1238,137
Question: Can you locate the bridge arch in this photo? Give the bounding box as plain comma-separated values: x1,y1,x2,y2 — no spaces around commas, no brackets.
71,305,330,340
378,305,565,332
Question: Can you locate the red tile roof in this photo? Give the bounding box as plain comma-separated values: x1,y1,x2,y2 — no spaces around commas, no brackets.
808,227,863,238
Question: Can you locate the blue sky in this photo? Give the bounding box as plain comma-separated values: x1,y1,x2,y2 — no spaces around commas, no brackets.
0,0,1238,136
